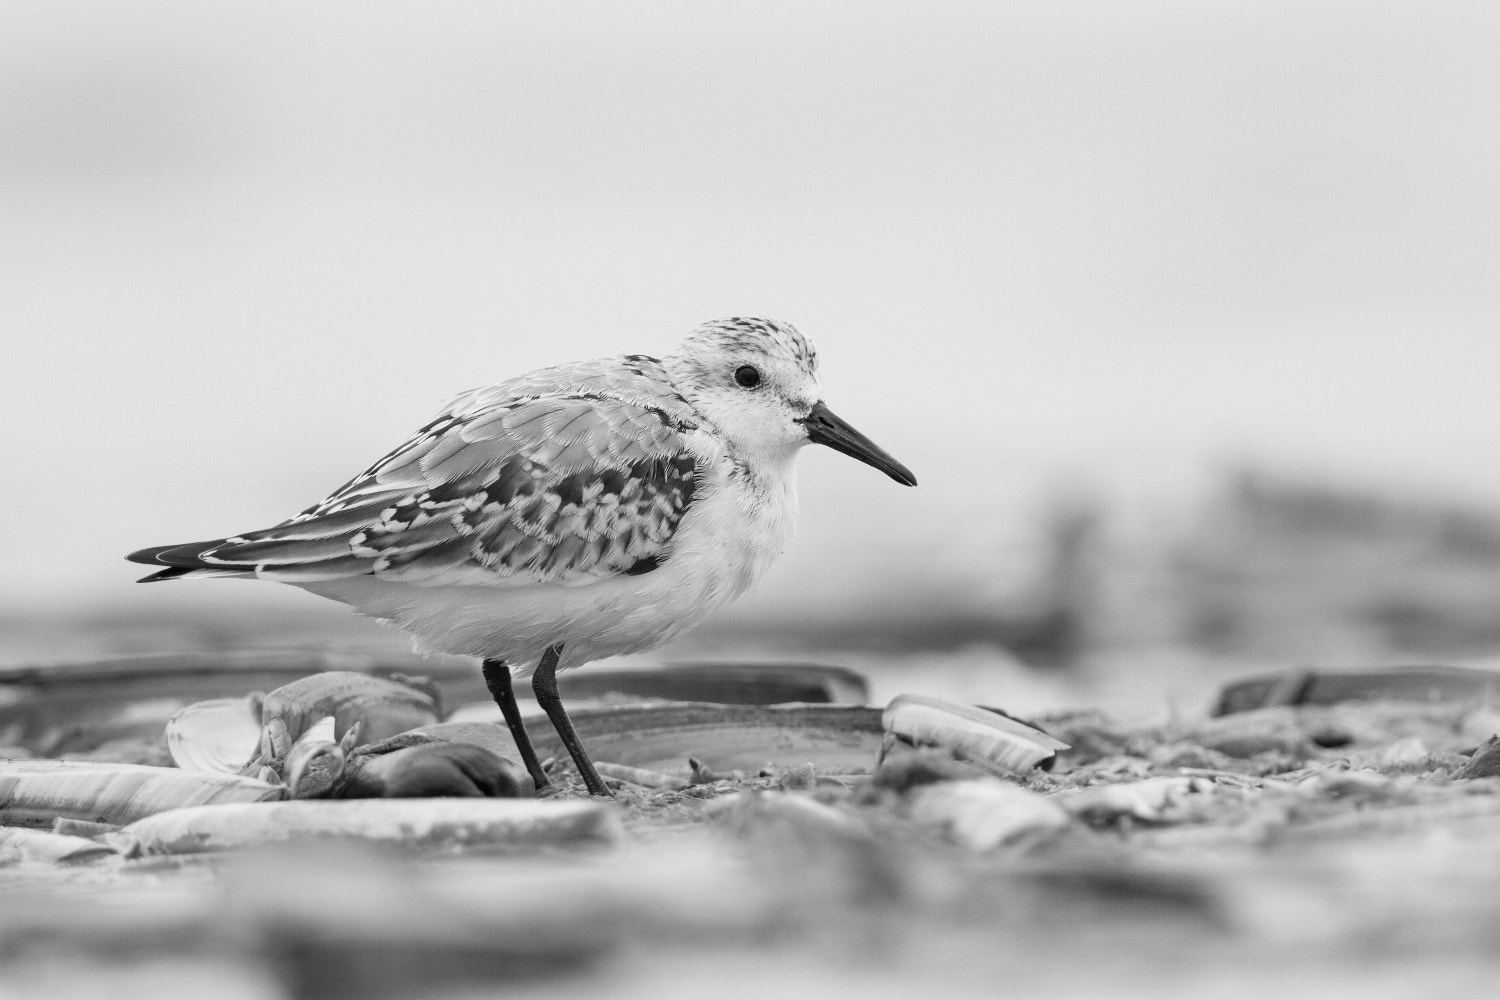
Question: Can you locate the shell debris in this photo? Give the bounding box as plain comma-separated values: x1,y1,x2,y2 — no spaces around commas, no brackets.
165,696,261,774
0,826,118,865
882,694,1069,774
907,779,1070,852
116,798,622,856
0,759,283,827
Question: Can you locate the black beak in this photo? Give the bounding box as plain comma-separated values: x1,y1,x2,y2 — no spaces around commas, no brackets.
797,401,917,486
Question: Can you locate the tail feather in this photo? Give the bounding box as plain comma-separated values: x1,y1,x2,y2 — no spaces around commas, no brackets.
129,494,398,583
129,538,238,582
127,540,228,569
127,533,376,583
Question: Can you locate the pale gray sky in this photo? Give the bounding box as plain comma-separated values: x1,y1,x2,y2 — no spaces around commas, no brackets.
4,2,1499,624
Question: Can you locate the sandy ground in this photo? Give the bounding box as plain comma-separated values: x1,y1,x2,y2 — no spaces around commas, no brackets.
3,626,1500,999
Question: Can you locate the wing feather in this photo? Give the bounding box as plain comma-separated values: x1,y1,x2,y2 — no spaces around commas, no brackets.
130,356,702,588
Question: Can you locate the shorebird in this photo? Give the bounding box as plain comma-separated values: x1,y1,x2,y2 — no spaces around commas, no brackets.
129,317,916,796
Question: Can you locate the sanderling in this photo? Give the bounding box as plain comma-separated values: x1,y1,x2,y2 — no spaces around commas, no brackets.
129,317,916,796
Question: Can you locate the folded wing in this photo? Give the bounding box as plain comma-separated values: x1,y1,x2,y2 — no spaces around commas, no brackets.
129,384,701,588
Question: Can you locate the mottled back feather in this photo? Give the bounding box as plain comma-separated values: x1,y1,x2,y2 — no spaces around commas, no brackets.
129,356,702,587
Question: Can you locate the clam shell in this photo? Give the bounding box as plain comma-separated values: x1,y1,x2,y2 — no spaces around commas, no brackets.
0,759,282,828
118,798,621,855
1055,776,1212,823
0,650,487,756
282,716,345,797
908,779,1070,851
539,703,884,776
592,762,688,791
0,826,118,864
557,661,869,705
882,695,1069,774
339,742,526,799
409,705,884,777
256,671,442,752
166,696,261,773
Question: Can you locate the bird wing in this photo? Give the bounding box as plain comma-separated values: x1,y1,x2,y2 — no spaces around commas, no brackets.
130,360,702,587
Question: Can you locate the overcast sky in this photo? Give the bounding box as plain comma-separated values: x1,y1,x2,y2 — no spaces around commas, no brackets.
5,2,1499,625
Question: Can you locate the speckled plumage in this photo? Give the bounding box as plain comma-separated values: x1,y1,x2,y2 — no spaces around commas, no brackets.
129,317,914,675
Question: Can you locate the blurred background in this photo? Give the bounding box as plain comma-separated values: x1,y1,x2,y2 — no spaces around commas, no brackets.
5,1,1500,711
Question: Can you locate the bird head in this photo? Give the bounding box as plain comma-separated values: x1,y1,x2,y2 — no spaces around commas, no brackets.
663,317,917,486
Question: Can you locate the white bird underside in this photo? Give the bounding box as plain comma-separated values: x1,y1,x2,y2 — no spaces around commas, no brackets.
130,323,815,673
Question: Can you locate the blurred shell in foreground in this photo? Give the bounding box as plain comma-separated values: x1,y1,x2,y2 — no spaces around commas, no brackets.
0,826,118,864
116,798,621,855
908,779,1070,851
0,759,282,827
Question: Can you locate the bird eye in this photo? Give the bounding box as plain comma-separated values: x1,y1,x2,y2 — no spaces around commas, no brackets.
734,365,761,388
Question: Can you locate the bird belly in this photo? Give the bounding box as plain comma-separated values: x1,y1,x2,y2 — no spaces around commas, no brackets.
296,468,797,671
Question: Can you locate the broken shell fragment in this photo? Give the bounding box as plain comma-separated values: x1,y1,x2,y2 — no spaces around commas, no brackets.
245,671,443,774
282,716,345,797
336,742,527,799
541,703,884,777
117,798,621,855
908,779,1070,851
0,826,118,865
592,762,689,791
1055,776,1212,823
882,695,1069,774
442,703,884,778
0,759,282,827
1455,735,1500,779
373,721,519,760
165,696,262,774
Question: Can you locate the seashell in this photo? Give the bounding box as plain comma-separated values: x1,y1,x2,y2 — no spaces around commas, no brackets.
707,789,870,839
1294,769,1398,803
592,762,689,791
283,726,527,800
280,716,346,797
908,779,1070,851
1054,776,1211,823
1212,663,1500,715
556,661,869,705
116,798,621,855
336,742,527,799
435,703,883,778
533,703,884,777
0,826,119,865
51,817,120,838
0,759,282,828
0,656,867,757
881,695,1069,774
0,650,489,757
1456,735,1500,779
363,721,518,760
166,696,262,773
245,672,442,773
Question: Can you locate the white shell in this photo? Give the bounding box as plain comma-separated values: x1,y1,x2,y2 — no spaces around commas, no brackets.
1054,776,1211,822
592,761,688,790
282,716,346,798
908,779,1069,851
0,826,118,864
0,759,282,827
166,696,261,774
117,798,622,855
882,694,1069,773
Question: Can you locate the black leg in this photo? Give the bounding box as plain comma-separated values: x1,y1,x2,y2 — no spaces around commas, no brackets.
532,644,611,797
482,658,550,794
